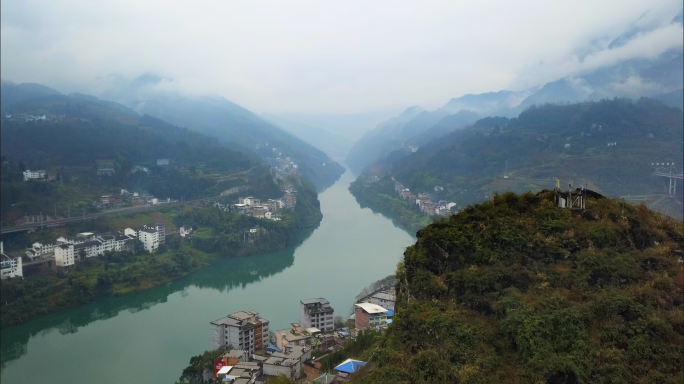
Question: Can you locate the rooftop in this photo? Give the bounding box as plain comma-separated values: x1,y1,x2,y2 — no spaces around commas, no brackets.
371,291,395,301
334,359,366,374
355,302,388,314
301,298,330,305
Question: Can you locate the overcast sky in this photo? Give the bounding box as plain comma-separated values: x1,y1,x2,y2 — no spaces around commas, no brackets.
1,0,682,114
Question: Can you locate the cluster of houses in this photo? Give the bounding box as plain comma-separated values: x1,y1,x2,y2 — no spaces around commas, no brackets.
221,189,297,222
3,113,66,123
208,289,396,383
20,222,166,269
115,189,173,207
393,180,456,217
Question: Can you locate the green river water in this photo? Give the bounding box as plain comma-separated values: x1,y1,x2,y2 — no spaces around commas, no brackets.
0,168,415,384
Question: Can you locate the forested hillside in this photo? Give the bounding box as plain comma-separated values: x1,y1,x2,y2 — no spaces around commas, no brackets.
366,98,683,220
348,191,684,383
345,107,479,174
0,90,281,225
89,75,345,189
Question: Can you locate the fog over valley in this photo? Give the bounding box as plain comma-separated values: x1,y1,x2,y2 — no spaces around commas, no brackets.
1,2,683,384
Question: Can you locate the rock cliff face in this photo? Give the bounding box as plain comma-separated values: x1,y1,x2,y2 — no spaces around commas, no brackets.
351,191,684,384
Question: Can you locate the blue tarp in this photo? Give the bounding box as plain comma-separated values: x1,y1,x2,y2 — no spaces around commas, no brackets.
386,310,395,317
335,360,367,373
386,319,393,324
266,343,282,352
339,331,350,337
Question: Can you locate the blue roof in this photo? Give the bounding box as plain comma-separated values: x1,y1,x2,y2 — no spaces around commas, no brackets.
266,343,282,352
339,331,350,337
386,319,393,324
386,310,395,317
335,360,366,374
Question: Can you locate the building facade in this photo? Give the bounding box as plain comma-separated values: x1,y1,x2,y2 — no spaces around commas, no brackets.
138,229,159,252
1,242,23,279
210,311,270,357
23,169,46,181
354,303,388,330
55,244,75,267
300,298,334,332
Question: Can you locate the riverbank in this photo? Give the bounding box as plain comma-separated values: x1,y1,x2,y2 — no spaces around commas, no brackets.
348,176,431,235
0,179,323,328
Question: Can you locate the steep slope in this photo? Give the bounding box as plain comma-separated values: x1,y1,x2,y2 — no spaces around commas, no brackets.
352,98,684,222
345,106,478,175
345,106,425,174
261,113,353,159
0,88,280,225
350,191,684,383
92,75,344,190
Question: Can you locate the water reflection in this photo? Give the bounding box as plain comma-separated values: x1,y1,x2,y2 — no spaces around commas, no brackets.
0,226,316,367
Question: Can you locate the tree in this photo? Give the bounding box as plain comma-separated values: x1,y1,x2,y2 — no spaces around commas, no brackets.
334,316,346,329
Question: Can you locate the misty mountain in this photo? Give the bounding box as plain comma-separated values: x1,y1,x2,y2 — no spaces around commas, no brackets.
0,81,62,108
441,89,533,116
260,113,353,159
345,106,424,174
345,106,480,174
88,75,345,190
363,98,683,219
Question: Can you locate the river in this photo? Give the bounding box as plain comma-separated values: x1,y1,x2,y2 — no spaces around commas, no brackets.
0,168,415,384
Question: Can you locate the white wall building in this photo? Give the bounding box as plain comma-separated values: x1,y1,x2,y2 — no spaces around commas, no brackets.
25,242,55,260
23,169,46,181
211,311,269,357
55,244,75,267
1,242,23,279
138,229,159,252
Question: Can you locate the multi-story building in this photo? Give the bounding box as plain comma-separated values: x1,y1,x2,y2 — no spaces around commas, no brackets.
25,242,55,260
74,240,105,259
1,242,23,279
300,298,334,332
23,169,46,181
210,310,269,357
138,229,159,252
354,303,388,330
55,244,75,267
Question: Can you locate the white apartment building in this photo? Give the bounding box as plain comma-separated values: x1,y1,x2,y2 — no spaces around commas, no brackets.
300,298,335,332
1,242,23,279
138,229,159,252
25,242,55,260
210,311,270,357
23,169,46,181
74,240,106,259
55,244,75,267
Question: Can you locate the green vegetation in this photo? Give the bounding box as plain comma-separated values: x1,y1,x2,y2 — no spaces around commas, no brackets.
348,191,684,383
349,176,432,235
1,245,207,327
358,98,684,225
0,177,322,327
176,346,229,384
0,92,281,225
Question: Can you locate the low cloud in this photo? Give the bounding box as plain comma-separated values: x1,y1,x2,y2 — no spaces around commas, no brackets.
1,0,682,114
